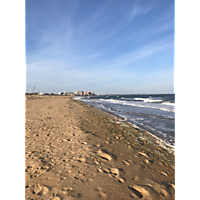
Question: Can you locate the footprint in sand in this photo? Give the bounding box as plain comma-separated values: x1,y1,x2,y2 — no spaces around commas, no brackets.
128,185,149,199
146,179,169,197
138,152,149,158
32,184,50,195
96,149,112,161
143,159,149,164
94,159,99,165
118,177,125,183
122,160,131,165
132,176,138,180
26,163,46,178
97,168,103,173
103,168,110,173
110,168,119,176
78,157,85,163
157,170,168,177
98,191,107,199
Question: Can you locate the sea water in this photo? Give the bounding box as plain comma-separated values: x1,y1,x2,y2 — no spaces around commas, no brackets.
74,94,175,146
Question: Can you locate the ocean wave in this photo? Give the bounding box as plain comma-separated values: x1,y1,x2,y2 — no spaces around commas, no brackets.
134,97,163,103
162,102,175,106
95,99,175,112
73,97,84,100
74,95,175,147
121,97,136,101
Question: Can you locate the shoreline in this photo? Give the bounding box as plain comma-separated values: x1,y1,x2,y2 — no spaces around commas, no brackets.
72,97,175,154
71,98,175,165
25,95,175,200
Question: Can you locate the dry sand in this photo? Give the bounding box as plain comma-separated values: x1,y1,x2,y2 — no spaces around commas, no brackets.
25,95,175,200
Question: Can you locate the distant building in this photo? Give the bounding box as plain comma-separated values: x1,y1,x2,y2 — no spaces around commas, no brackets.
58,92,64,95
83,91,94,96
58,90,94,96
25,91,38,95
75,90,84,96
64,92,75,96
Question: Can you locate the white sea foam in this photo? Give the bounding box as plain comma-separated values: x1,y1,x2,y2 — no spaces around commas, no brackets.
73,97,84,100
93,99,175,112
121,97,136,101
162,102,175,106
134,97,163,103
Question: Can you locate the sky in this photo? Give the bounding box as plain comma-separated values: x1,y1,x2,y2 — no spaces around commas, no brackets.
26,0,174,94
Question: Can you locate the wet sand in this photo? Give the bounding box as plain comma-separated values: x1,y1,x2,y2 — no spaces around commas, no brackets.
25,95,175,200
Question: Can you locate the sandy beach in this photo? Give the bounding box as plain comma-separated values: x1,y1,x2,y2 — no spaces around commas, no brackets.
25,95,175,200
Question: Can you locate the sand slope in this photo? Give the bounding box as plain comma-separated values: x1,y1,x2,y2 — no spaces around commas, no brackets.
25,96,175,200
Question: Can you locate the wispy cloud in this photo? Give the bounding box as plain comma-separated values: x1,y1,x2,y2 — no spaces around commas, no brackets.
26,0,174,93
113,39,173,67
27,62,44,67
123,0,153,19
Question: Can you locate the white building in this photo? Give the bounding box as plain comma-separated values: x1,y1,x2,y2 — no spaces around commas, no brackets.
75,90,84,96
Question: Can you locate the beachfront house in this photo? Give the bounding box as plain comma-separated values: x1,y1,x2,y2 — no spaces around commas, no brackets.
75,90,84,96
83,91,95,96
64,92,75,96
58,92,64,95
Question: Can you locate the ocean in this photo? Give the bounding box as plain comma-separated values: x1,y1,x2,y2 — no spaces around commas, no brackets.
74,94,175,146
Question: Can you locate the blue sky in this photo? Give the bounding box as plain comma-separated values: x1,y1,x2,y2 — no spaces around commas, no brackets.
26,0,174,94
